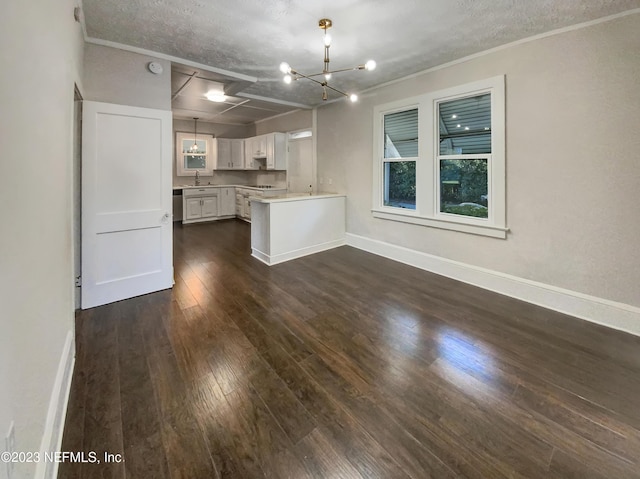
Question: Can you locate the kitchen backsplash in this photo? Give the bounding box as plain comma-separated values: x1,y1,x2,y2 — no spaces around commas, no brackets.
174,170,287,189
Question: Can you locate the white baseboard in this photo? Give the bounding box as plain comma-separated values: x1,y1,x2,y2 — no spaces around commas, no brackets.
252,238,346,266
346,233,640,337
35,330,75,479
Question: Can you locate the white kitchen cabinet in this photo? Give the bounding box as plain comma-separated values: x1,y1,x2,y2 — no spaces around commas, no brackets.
244,133,286,170
182,187,219,224
243,136,262,170
265,133,287,170
230,140,244,169
215,138,245,170
218,187,236,216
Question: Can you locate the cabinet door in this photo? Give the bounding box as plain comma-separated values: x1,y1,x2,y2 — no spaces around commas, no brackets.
243,138,254,169
219,187,236,215
231,140,244,169
256,135,267,157
185,198,202,219
216,138,231,170
235,193,244,216
201,196,218,217
266,134,275,169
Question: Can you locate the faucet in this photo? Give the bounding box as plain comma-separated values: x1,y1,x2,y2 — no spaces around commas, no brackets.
194,170,200,186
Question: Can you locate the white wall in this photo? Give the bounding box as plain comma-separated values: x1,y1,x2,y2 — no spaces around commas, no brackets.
316,13,640,310
0,0,84,477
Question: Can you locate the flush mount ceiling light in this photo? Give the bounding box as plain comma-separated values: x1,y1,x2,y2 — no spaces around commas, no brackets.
206,91,227,102
279,18,376,103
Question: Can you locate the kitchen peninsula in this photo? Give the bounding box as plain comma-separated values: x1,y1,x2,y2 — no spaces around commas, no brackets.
250,193,346,265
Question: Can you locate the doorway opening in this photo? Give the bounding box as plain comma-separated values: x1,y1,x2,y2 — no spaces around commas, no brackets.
73,85,83,310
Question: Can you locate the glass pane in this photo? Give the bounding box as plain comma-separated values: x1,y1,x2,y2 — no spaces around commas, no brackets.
440,159,488,218
185,155,206,169
384,109,418,158
182,139,207,154
383,161,416,209
438,94,491,155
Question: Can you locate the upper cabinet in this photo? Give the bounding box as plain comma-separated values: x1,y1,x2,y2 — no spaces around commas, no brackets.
215,138,245,170
244,133,286,170
176,132,215,176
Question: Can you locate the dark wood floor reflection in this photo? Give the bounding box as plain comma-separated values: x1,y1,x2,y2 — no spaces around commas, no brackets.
59,219,640,479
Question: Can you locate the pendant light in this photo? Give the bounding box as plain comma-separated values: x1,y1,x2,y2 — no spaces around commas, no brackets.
190,117,199,152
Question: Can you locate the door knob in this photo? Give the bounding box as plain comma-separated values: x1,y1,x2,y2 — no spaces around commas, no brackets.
161,213,170,224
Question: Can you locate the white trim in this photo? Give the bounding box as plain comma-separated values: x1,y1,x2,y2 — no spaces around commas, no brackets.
84,37,258,83
371,209,508,238
254,108,303,125
236,92,311,110
346,233,640,337
312,108,318,192
359,9,640,96
34,330,75,479
252,238,346,266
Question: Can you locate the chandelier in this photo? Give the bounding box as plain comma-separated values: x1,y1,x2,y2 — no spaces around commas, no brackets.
279,18,376,103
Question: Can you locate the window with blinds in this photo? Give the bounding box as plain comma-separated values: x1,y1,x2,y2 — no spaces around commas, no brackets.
382,108,417,210
372,75,506,238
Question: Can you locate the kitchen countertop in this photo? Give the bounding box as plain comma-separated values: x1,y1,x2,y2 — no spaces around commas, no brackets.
173,184,286,191
250,193,345,203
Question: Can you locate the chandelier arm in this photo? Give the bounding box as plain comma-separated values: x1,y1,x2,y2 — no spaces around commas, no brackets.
323,83,348,98
303,66,362,78
291,70,327,87
292,68,348,98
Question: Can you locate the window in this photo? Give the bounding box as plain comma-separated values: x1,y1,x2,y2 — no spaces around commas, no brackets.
437,93,491,219
383,109,417,209
372,76,506,238
176,132,214,176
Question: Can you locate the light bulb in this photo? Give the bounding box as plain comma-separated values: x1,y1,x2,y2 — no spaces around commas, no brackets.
323,33,332,47
349,93,358,102
284,74,292,84
324,73,332,81
279,62,291,74
365,60,376,71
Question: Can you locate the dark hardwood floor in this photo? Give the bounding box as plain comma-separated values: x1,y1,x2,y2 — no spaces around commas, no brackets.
59,219,640,478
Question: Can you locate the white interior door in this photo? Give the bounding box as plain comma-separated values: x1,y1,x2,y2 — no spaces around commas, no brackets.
82,101,173,309
287,136,314,193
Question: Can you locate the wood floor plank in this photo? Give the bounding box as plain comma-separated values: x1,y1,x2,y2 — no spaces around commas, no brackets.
139,297,220,479
79,304,125,479
61,220,640,479
117,297,170,479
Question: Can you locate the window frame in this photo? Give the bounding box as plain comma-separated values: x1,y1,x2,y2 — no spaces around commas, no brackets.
372,76,507,239
381,106,419,210
176,131,214,177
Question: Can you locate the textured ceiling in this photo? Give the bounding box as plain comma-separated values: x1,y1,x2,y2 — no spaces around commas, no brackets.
83,0,640,119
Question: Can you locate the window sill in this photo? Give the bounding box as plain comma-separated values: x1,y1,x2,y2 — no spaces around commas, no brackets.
371,208,508,239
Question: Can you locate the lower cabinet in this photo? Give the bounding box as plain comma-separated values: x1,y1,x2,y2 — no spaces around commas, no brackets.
183,187,219,224
218,187,236,216
180,186,286,225
182,186,237,224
